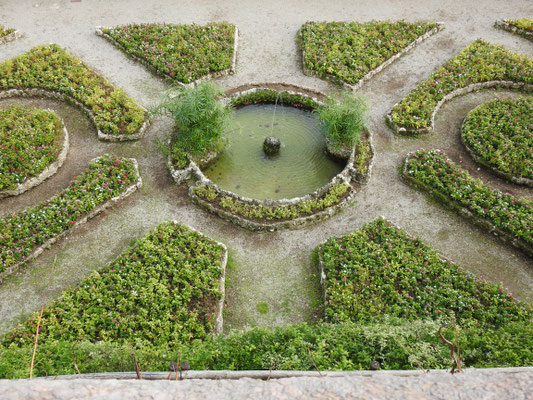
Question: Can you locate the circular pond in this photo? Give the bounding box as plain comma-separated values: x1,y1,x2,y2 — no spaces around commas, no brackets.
203,104,344,200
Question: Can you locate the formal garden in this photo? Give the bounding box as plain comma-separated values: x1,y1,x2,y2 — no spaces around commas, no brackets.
0,9,531,379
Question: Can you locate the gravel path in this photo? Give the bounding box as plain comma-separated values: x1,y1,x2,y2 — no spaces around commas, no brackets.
0,0,532,335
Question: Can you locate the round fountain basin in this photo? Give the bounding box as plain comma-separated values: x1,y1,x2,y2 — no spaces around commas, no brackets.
203,104,344,200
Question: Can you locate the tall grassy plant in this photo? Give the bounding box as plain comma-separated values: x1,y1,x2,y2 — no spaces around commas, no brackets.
316,92,368,150
151,82,231,163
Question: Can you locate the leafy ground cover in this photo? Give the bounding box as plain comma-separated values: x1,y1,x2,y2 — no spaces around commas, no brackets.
298,20,439,86
403,150,532,248
230,89,319,110
1,319,531,378
462,97,532,181
505,18,533,32
0,155,139,275
388,40,533,133
192,181,351,221
319,218,531,326
0,105,64,191
0,24,14,38
101,22,236,84
0,44,146,137
2,221,226,348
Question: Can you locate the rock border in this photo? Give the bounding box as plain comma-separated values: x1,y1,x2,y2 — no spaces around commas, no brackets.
495,20,533,42
0,115,69,199
0,156,143,283
169,85,374,231
401,150,532,258
0,29,22,45
300,23,444,91
96,25,239,88
0,89,149,142
386,81,533,136
460,104,533,188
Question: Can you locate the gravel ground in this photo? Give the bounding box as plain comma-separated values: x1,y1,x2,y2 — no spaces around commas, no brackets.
0,0,532,335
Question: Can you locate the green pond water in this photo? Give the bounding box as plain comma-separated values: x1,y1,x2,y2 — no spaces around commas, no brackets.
204,104,344,200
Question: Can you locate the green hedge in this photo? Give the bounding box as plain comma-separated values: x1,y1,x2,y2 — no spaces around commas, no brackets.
2,222,225,348
0,105,63,191
389,40,533,132
462,97,532,181
230,89,319,109
0,44,146,137
403,150,533,246
0,155,138,275
319,218,531,326
101,22,236,84
0,24,14,38
1,319,531,378
299,20,438,86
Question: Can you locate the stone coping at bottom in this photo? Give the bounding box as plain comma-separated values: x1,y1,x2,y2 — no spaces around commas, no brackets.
168,85,373,231
0,88,149,142
495,20,533,41
0,116,69,199
386,81,533,136
401,150,532,258
460,106,533,188
0,156,143,283
0,30,22,45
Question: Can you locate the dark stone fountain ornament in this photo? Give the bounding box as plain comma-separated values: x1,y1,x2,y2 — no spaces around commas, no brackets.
263,136,281,155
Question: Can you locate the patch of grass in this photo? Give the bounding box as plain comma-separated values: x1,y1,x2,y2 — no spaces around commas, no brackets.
256,302,269,314
0,24,15,38
505,18,533,32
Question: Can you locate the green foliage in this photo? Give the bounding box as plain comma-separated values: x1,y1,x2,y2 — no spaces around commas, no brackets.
506,18,533,32
320,218,532,326
103,22,236,84
230,89,319,110
256,302,269,314
316,91,368,149
0,105,63,191
299,20,438,85
192,182,351,221
2,222,225,348
352,136,371,174
0,44,146,137
0,24,15,38
389,40,533,131
462,97,532,180
1,319,531,378
152,82,231,161
404,150,533,245
0,155,138,275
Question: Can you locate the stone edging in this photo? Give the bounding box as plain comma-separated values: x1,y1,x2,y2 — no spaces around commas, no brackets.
460,109,533,188
386,81,533,136
0,88,149,143
401,150,532,258
300,23,444,91
0,117,69,199
168,85,373,231
0,156,143,283
0,30,22,45
495,20,533,42
95,25,239,88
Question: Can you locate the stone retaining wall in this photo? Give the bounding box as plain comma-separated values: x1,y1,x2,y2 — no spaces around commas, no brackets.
0,119,69,199
300,23,444,91
495,20,533,42
460,110,533,188
0,30,22,45
401,151,532,258
387,81,533,136
96,26,239,88
0,88,149,142
0,157,143,283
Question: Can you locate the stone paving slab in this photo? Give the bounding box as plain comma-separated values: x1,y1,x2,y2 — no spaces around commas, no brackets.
1,368,532,400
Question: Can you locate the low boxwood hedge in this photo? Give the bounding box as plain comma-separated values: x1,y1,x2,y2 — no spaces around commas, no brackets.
0,105,64,191
462,96,532,181
319,218,531,327
100,22,236,84
2,221,226,348
298,20,439,86
0,155,139,275
388,40,533,133
0,44,146,137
